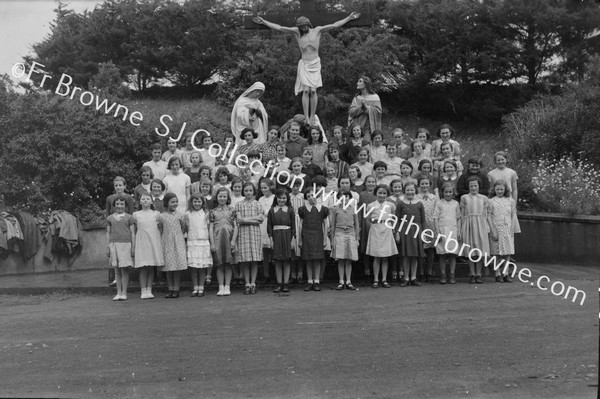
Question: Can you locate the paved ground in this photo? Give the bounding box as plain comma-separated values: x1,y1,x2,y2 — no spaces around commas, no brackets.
0,263,598,398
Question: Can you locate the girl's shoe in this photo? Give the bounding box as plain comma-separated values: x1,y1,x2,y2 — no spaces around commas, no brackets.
224,285,231,295
313,283,321,291
146,290,154,299
469,276,476,284
410,279,422,287
250,286,257,295
281,284,289,293
191,289,198,297
399,279,408,287
495,275,503,283
304,283,314,291
381,281,391,288
503,275,513,283
346,283,357,290
197,290,205,297
217,286,225,296
244,286,251,295
335,283,345,290
205,278,212,285
439,275,447,285
172,291,180,298
140,289,147,300
273,285,283,293
449,274,456,284
372,282,379,288
112,294,121,301
475,276,483,284
391,274,398,282
119,294,127,301
165,291,174,298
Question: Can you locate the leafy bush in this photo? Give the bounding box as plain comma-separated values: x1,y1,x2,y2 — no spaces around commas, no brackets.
503,56,600,168
0,81,151,223
529,156,600,216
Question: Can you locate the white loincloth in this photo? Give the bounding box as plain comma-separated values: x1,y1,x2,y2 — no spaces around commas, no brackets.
294,57,323,95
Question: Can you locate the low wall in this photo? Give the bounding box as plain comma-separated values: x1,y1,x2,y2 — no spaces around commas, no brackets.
0,224,108,276
1,213,598,276
515,213,600,266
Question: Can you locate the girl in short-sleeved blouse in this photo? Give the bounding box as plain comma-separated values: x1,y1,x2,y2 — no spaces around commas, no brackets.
235,182,264,295
158,193,187,298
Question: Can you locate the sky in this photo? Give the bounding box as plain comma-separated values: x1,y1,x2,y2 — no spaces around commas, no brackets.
0,0,103,79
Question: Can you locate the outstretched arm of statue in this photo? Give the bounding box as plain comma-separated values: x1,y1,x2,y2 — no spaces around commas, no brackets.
319,12,360,33
253,16,298,34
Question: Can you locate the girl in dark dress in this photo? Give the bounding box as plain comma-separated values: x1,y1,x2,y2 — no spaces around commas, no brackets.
267,189,296,293
298,188,330,291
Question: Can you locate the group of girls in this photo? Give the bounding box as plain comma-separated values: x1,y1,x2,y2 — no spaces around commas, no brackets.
107,122,520,299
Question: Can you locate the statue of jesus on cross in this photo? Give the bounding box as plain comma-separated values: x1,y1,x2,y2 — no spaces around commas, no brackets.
254,11,360,125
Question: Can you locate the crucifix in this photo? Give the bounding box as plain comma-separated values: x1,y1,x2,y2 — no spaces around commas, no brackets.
246,0,374,125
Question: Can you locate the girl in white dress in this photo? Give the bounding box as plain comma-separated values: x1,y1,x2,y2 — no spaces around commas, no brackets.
133,193,164,299
186,193,213,297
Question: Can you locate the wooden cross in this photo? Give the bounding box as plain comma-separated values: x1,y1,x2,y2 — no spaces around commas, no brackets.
242,0,374,29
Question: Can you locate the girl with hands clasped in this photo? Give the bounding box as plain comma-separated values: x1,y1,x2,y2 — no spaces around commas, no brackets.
107,196,135,301
158,193,188,298
235,182,264,295
330,190,360,290
268,190,296,293
210,187,239,296
460,177,495,284
488,179,520,283
433,183,461,284
132,192,164,299
185,193,213,297
366,185,398,288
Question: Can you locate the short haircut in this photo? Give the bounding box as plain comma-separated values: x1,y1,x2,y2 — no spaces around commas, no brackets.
150,178,165,192
240,127,257,141
467,157,483,167
390,179,403,189
271,189,291,207
163,192,178,208
290,121,301,129
259,178,275,192
440,182,457,196
151,143,162,151
199,178,213,193
199,165,212,176
139,165,154,178
242,182,257,197
494,151,508,163
216,166,231,181
336,190,352,200
350,124,363,136
401,160,413,172
410,140,424,152
371,129,383,141
358,146,370,156
418,159,433,171
491,179,511,197
289,157,303,171
440,141,454,151
415,127,430,139
348,165,362,178
275,142,286,151
443,160,458,172
188,192,205,211
167,156,181,170
113,176,127,186
214,187,232,206
373,160,388,170
230,178,243,189
374,184,390,196
437,124,455,137
312,175,327,187
247,150,260,159
402,181,417,193
112,194,128,206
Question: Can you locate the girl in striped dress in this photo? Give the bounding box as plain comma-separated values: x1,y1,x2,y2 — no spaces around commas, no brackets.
235,182,264,295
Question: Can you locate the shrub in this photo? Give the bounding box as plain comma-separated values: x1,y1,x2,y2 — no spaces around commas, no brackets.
530,156,600,216
503,56,600,168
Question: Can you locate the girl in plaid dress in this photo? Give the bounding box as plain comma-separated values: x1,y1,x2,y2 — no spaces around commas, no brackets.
235,182,264,295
